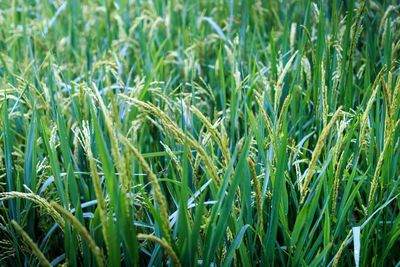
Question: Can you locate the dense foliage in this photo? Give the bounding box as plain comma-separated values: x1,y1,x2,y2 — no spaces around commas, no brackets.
0,0,399,266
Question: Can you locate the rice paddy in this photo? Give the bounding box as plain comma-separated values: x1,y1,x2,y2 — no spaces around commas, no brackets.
0,0,399,266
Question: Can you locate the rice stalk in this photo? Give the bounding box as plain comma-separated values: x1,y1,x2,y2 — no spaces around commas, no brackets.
256,95,276,148
301,106,343,203
91,84,129,192
274,51,298,112
11,220,51,267
277,94,292,133
120,95,220,184
359,67,386,148
249,158,263,232
390,75,400,119
51,202,105,267
191,105,231,167
367,77,397,209
332,151,345,217
321,61,329,127
0,192,64,228
332,230,352,267
79,120,110,254
137,234,181,267
119,135,172,244
160,141,183,178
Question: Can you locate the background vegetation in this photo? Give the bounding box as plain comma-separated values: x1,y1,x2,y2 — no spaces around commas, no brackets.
0,0,399,266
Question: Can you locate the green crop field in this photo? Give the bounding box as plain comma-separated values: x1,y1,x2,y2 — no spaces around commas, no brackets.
0,0,399,266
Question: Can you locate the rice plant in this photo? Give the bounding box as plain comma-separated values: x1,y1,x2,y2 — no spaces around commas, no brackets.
0,0,399,266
